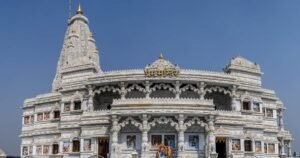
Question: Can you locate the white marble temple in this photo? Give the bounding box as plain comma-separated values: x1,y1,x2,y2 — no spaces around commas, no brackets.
20,5,292,158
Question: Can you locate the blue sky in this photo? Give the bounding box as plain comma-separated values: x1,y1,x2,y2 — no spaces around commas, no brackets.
0,0,299,156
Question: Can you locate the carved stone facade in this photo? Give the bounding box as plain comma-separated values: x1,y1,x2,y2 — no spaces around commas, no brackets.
21,6,292,158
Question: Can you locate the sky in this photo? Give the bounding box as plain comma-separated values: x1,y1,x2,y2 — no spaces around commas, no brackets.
0,0,299,156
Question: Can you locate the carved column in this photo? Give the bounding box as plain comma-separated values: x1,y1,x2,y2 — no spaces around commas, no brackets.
145,81,150,99
288,141,292,157
120,82,126,100
141,114,150,158
261,141,265,153
177,114,186,158
280,138,286,157
199,82,205,100
231,85,239,111
70,101,74,111
252,139,255,153
231,85,237,111
87,85,94,111
228,138,232,157
206,115,217,158
278,109,284,131
175,81,181,99
110,115,120,158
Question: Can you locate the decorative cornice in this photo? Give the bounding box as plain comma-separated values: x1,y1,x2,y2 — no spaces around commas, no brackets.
112,98,214,105
23,92,62,108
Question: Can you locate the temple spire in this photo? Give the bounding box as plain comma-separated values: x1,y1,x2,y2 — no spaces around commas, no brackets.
52,6,101,92
76,4,83,15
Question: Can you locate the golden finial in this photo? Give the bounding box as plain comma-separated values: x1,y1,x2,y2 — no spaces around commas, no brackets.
76,4,83,15
159,53,164,59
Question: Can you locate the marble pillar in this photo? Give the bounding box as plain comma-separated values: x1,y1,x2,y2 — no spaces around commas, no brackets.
141,114,149,158
281,138,286,156
110,115,119,158
177,114,186,158
206,115,217,158
279,110,285,131
87,85,94,111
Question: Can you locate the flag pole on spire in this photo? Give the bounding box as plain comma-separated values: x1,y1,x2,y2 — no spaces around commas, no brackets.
68,0,72,19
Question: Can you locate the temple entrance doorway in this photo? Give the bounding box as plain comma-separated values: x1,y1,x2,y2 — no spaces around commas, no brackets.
216,137,226,158
98,137,109,158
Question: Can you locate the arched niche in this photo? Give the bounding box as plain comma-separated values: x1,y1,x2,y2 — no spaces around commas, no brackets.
180,90,200,99
118,117,142,151
120,123,141,133
148,116,178,133
93,91,121,111
150,83,176,99
148,116,178,149
180,84,200,99
125,84,146,99
205,91,232,110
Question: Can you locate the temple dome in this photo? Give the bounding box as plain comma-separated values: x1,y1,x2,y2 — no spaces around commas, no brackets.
146,54,179,70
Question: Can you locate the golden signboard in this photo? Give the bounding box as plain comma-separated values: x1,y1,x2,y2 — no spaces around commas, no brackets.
145,68,179,77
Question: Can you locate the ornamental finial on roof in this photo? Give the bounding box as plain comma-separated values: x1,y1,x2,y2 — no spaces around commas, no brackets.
159,53,164,59
76,4,83,15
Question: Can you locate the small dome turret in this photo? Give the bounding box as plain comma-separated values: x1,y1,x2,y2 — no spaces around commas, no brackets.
224,55,262,75
224,55,262,86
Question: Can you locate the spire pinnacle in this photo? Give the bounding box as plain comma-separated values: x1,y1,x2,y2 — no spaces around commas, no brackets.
159,53,164,59
76,4,83,15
